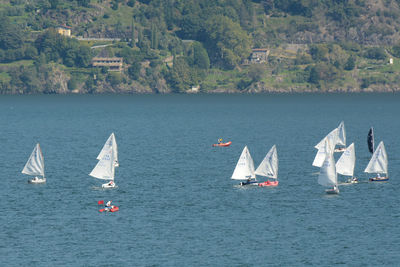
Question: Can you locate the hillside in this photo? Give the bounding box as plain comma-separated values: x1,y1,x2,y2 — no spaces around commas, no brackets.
1,0,400,94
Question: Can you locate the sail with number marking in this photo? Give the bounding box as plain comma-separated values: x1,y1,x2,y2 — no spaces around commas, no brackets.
97,133,119,167
90,147,115,180
231,146,256,180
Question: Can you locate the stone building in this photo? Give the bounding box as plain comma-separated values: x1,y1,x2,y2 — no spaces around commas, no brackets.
92,57,124,71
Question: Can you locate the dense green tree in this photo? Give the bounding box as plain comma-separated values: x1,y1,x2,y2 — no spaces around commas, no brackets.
192,42,210,70
128,61,141,80
364,47,387,60
344,55,355,71
0,14,24,50
167,56,197,92
204,15,251,69
309,45,328,61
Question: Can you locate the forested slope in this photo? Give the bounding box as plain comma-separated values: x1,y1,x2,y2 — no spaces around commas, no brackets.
1,0,400,94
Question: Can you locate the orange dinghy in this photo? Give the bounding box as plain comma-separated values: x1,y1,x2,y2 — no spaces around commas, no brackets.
212,141,232,147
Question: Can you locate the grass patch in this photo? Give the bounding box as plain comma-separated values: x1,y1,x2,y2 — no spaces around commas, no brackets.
0,60,34,67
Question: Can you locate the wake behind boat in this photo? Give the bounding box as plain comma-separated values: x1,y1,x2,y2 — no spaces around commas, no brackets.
231,146,257,186
22,143,46,184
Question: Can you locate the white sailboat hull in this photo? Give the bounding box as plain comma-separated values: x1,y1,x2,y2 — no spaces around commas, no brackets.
325,187,339,194
102,182,117,188
28,177,46,184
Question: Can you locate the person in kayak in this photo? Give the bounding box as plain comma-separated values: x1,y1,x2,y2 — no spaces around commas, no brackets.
105,200,112,211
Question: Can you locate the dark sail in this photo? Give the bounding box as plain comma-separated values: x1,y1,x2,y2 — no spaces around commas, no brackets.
367,127,374,154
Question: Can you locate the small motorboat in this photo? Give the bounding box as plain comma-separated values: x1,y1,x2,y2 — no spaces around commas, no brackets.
258,180,279,187
212,141,232,147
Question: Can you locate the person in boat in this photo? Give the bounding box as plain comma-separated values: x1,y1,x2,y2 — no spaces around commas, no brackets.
105,200,112,211
240,177,252,186
108,181,115,186
218,138,223,144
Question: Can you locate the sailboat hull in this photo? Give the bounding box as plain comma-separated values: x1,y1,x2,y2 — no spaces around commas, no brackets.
102,182,116,188
28,177,46,184
258,181,278,187
369,177,389,182
325,188,339,194
239,180,258,186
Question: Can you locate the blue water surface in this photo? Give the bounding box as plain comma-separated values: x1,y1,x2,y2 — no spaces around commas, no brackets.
1,94,399,266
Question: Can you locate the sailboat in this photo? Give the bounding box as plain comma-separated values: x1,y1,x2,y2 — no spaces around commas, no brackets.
90,146,117,188
364,141,388,182
334,121,346,152
312,136,335,167
336,143,357,184
97,133,119,167
256,145,279,187
315,121,346,153
231,146,257,186
367,127,374,154
318,139,339,194
22,143,46,184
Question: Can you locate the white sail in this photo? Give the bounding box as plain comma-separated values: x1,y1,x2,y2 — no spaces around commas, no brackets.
90,147,115,180
336,143,355,177
97,133,118,167
312,138,335,167
337,121,346,146
318,149,337,187
22,143,45,177
255,145,278,179
231,146,256,180
315,128,339,150
364,141,388,174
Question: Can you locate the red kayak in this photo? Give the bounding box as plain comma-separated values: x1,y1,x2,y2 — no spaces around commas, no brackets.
258,181,279,187
212,141,232,147
99,206,119,212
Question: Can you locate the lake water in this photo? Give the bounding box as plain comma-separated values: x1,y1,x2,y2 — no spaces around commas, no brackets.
1,94,399,266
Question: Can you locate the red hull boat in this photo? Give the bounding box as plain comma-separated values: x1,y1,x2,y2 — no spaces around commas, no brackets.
212,141,232,147
258,180,279,187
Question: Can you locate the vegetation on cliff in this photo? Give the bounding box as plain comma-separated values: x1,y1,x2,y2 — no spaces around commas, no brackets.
1,0,400,93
